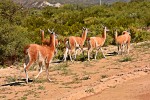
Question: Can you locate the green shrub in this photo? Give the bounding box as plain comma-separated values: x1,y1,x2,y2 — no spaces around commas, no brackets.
1,0,150,66
0,24,32,65
120,56,132,62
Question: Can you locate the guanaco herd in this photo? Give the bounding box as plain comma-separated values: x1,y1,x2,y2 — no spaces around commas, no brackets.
23,27,131,83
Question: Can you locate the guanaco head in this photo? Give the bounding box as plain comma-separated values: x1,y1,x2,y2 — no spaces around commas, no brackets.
122,29,131,35
101,24,109,32
55,34,60,46
40,29,44,35
82,27,88,40
114,29,118,39
101,26,109,39
114,29,118,34
48,29,55,37
48,29,56,46
122,31,131,35
55,33,58,39
103,26,109,32
82,27,88,33
40,29,44,32
127,29,131,35
40,29,44,40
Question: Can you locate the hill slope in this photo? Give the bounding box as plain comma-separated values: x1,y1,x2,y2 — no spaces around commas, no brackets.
12,0,131,8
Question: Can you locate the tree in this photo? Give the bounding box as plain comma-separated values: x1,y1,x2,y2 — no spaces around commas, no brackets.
0,0,22,24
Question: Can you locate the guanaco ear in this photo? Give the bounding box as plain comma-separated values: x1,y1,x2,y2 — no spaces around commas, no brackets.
106,27,110,31
55,34,58,38
53,32,55,35
127,31,131,35
115,29,118,34
127,29,131,34
101,24,105,28
83,27,86,30
115,29,118,33
122,31,126,34
55,33,58,37
48,29,52,33
40,29,44,32
52,28,54,32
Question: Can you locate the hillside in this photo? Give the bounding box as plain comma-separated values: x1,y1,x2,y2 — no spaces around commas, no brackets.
12,0,131,8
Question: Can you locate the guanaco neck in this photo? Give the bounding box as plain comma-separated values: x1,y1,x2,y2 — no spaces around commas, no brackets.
49,34,55,51
81,29,88,42
115,30,118,40
102,27,107,40
41,30,45,42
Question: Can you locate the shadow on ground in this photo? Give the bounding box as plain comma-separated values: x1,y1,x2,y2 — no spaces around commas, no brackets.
106,51,118,56
1,79,33,86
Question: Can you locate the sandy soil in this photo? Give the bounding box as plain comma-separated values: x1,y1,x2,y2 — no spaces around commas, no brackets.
82,74,150,100
0,41,150,100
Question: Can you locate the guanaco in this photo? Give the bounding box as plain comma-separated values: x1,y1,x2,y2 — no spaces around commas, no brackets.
87,26,109,61
115,30,131,54
23,29,56,83
63,27,88,61
40,29,59,55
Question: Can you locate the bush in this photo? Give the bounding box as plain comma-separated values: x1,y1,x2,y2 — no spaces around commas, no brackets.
1,1,150,66
0,24,32,66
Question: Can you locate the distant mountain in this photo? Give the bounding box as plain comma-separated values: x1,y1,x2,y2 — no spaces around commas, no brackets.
12,0,131,8
12,0,62,8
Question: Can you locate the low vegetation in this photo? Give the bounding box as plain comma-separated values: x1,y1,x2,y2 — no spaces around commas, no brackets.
85,88,95,93
6,76,17,83
38,85,45,90
119,56,133,62
52,63,72,75
101,75,108,79
0,0,150,66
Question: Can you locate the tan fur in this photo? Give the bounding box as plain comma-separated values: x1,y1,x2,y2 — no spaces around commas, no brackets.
63,27,88,61
87,27,109,61
40,29,59,55
24,30,55,83
122,31,131,54
40,29,49,46
115,30,131,54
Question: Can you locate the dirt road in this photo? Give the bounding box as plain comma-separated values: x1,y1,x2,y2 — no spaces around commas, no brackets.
0,41,150,100
82,74,150,100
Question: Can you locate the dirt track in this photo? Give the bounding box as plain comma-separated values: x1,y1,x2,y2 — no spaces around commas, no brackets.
0,41,150,100
83,74,150,100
